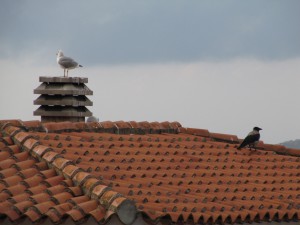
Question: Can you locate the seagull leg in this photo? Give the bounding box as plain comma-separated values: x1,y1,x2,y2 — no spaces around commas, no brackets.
64,69,66,77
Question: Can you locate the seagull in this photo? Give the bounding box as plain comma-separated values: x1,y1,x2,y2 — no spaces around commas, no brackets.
237,127,262,150
56,50,82,77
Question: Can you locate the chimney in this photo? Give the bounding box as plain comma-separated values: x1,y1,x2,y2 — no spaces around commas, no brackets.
33,76,93,122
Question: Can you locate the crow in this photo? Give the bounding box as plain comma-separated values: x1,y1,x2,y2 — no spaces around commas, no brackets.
237,127,262,150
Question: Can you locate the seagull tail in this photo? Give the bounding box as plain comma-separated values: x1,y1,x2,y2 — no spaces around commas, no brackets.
79,65,83,67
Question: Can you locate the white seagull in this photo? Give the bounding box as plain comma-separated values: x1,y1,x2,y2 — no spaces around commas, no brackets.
56,50,82,77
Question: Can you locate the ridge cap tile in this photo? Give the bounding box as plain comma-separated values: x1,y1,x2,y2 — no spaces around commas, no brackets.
42,151,61,163
52,157,72,170
62,164,83,179
2,126,23,137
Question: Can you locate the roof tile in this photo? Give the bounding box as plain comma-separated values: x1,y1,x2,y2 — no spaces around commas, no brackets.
89,206,106,222
65,208,85,221
91,184,111,199
179,127,210,137
82,177,102,195
210,132,239,143
100,190,122,208
13,132,35,145
12,159,36,171
46,203,73,222
285,148,300,157
32,145,53,158
0,120,23,130
42,176,65,187
42,151,61,163
72,172,92,186
1,120,300,225
0,159,17,169
62,164,83,179
51,192,73,204
2,126,23,138
21,120,42,129
52,157,72,170
3,208,21,221
23,138,40,152
43,122,78,132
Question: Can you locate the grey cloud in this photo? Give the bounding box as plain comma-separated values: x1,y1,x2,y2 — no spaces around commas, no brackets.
0,0,300,65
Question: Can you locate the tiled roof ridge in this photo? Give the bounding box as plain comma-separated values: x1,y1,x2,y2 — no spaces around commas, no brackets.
1,120,299,157
0,119,181,134
179,127,300,157
0,122,138,225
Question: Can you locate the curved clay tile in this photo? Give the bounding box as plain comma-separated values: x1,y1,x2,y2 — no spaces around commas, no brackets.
0,137,14,146
138,121,151,129
43,122,77,132
171,121,182,128
27,184,48,195
65,186,83,197
52,158,72,171
2,176,23,188
285,148,300,157
0,167,18,179
11,151,30,162
45,204,70,223
0,120,23,129
88,206,106,222
31,145,53,159
51,192,73,204
26,201,56,221
114,121,132,129
149,122,163,130
210,133,239,143
99,121,115,129
42,151,61,164
12,159,37,171
65,208,86,221
42,176,65,187
20,175,43,188
22,120,43,130
76,199,98,214
29,192,50,204
84,121,103,130
62,164,83,179
16,168,39,179
45,185,65,196
160,121,172,129
74,122,89,130
13,200,34,215
8,192,30,203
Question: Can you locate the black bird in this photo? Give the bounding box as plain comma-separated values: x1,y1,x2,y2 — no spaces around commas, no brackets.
237,127,262,150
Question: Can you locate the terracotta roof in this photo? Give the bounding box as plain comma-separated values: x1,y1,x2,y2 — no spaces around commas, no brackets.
0,119,300,225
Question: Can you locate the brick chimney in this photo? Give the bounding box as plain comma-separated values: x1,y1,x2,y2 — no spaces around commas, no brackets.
33,76,93,122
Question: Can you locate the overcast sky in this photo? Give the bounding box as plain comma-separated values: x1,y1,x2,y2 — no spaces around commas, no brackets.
0,1,300,144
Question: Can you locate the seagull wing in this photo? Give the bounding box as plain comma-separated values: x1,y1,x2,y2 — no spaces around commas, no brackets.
58,56,78,69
